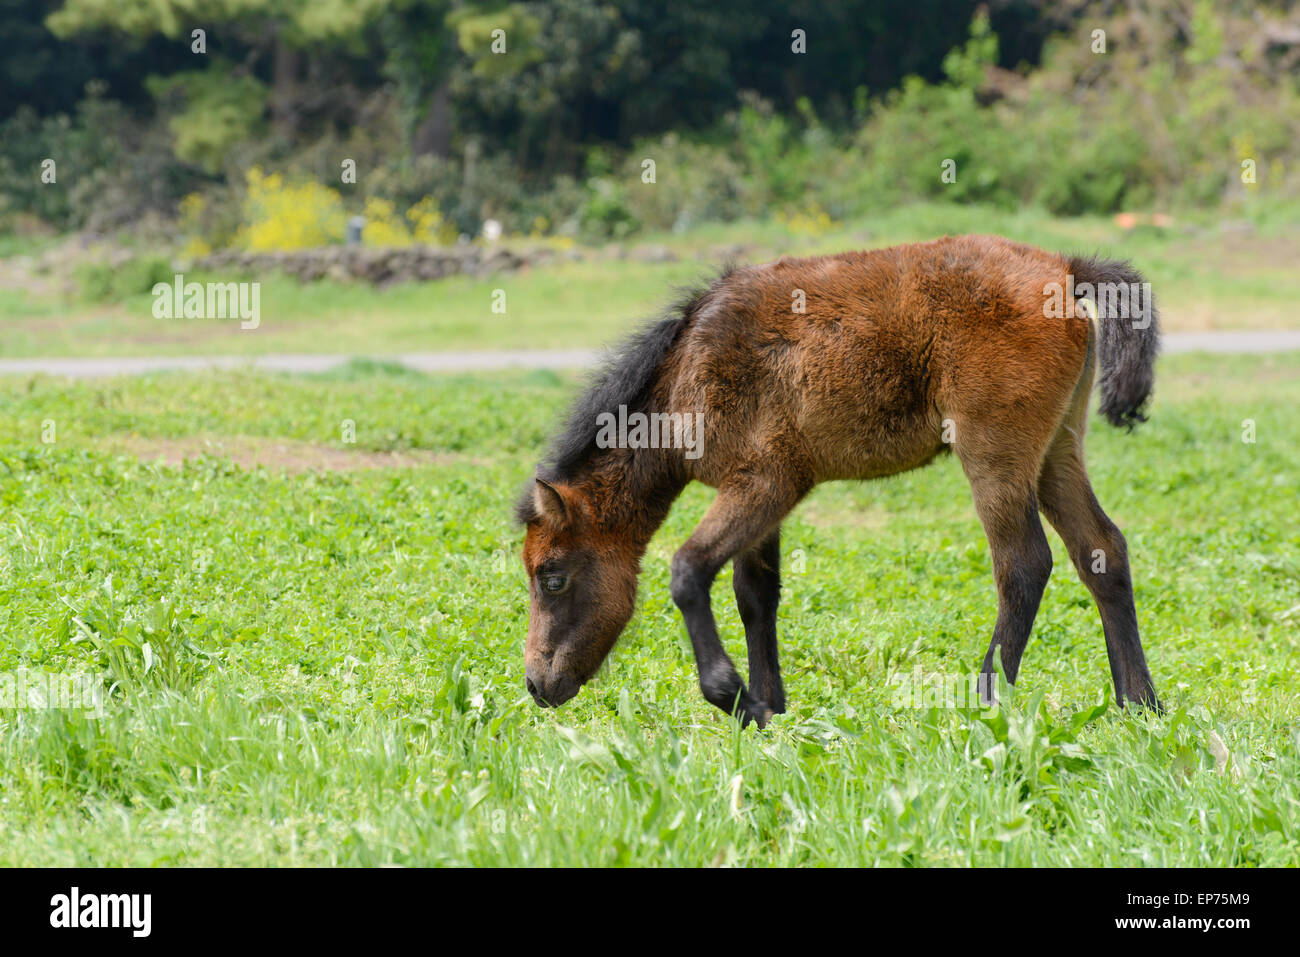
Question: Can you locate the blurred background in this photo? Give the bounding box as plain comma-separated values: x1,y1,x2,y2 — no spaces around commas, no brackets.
1,0,1298,357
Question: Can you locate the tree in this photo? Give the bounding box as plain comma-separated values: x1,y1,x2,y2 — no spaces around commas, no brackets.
47,0,392,140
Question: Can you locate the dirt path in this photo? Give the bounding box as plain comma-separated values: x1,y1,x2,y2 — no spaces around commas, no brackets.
0,349,600,377
1,333,1299,378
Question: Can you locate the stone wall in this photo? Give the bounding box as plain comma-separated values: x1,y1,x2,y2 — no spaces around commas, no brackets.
187,242,725,285
192,245,532,284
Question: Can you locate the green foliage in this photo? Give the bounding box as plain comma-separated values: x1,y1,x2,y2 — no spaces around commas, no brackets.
1186,0,1226,66
448,2,543,78
75,255,174,303
69,582,213,696
0,94,123,228
941,8,998,90
47,0,390,42
578,178,640,241
612,133,746,233
819,6,1300,218
377,0,453,141
147,65,268,176
449,0,645,173
1031,107,1151,216
364,4,1300,239
0,84,203,232
845,76,1025,210
7,3,1300,244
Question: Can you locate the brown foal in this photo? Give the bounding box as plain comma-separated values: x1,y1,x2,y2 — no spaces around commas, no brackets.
516,234,1161,726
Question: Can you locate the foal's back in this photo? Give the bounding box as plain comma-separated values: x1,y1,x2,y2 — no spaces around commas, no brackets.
666,234,1088,486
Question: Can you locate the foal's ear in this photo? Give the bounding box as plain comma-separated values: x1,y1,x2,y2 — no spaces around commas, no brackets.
533,478,571,527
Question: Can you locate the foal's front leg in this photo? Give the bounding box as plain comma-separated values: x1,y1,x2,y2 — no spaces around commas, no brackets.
671,473,804,727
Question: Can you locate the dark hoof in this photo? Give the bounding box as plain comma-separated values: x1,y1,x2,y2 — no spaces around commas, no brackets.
977,671,1000,708
1121,690,1164,716
731,689,775,729
739,703,775,730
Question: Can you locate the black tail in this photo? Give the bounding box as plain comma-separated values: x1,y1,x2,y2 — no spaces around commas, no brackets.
1068,254,1161,429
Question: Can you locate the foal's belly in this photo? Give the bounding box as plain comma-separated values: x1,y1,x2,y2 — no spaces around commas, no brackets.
793,332,948,482
804,416,949,483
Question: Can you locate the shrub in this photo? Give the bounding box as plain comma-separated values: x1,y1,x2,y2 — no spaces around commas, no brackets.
234,168,347,250
614,133,745,232
77,255,174,304
359,196,456,246
578,178,640,241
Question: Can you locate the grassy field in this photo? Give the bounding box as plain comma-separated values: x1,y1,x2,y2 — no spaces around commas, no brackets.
3,203,1300,358
0,352,1297,866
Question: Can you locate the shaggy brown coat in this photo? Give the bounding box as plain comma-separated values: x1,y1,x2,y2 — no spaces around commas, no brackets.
517,235,1160,725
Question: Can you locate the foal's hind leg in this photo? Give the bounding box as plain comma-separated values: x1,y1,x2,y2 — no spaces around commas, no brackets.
954,430,1056,702
1037,428,1160,710
969,481,1055,701
671,464,809,726
733,530,785,714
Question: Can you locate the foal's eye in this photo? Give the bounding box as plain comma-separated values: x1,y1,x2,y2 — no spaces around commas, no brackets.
540,574,568,595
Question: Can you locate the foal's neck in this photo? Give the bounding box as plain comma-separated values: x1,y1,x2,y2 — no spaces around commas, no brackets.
581,444,687,553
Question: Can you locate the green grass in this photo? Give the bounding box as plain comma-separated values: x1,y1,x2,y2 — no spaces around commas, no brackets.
3,202,1299,359
0,353,1297,865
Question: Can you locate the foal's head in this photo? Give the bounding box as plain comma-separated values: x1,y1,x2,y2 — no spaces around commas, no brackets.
518,478,639,707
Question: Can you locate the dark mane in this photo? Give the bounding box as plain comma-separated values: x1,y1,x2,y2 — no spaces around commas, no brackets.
514,272,728,524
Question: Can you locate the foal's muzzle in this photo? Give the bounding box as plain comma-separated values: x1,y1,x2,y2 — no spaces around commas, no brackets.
525,670,580,708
